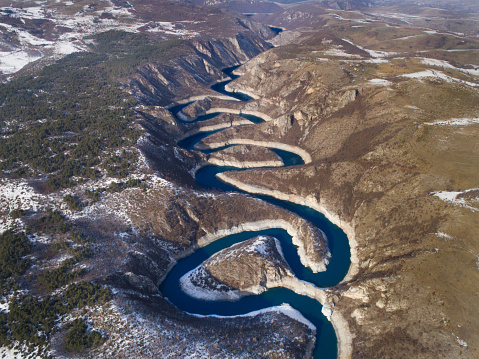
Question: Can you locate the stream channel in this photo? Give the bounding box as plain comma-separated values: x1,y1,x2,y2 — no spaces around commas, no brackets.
160,66,351,359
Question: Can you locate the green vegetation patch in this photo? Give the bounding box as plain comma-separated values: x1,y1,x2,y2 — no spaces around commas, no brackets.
32,210,71,234
64,318,105,351
64,194,83,211
89,30,188,78
0,31,188,189
0,231,31,281
38,244,92,291
1,282,111,353
0,51,139,189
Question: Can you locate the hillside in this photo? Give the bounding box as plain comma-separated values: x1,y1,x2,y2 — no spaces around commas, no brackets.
0,0,478,358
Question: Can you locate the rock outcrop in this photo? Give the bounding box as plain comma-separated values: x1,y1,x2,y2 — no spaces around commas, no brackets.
181,236,294,300
207,144,284,168
129,33,273,106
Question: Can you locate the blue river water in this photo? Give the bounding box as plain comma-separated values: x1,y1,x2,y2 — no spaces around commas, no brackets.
160,65,351,359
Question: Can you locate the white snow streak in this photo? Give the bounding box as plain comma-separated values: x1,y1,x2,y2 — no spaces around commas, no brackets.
189,303,316,330
424,118,479,126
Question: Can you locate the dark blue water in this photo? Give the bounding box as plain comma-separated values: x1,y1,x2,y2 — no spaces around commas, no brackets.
222,65,241,79
176,112,265,150
193,165,350,288
177,130,220,150
270,26,284,36
168,102,193,116
162,65,351,358
211,81,252,101
160,228,337,359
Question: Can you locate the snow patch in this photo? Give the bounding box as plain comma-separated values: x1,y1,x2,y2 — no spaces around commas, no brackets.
180,265,242,301
0,50,43,74
420,57,479,77
401,69,479,87
363,58,389,64
435,232,453,240
456,337,468,347
433,189,479,212
404,105,420,110
0,345,42,359
424,118,479,126
146,21,197,36
318,48,361,58
368,79,392,86
189,303,316,330
54,41,85,55
342,38,397,58
0,179,45,213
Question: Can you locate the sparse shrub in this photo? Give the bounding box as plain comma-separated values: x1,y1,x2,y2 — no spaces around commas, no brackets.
85,189,102,202
64,318,105,351
37,210,71,234
9,209,26,219
0,231,31,281
64,194,83,211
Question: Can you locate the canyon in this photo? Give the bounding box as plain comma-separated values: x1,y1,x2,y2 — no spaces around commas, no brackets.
0,0,478,358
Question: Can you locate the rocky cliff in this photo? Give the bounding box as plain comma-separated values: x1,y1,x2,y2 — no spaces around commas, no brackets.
209,28,479,357
129,32,273,106
181,236,295,300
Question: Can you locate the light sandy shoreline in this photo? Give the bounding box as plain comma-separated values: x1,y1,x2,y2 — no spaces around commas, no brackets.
216,173,357,358
176,118,255,142
196,218,330,273
178,107,274,123
166,69,355,358
196,139,313,164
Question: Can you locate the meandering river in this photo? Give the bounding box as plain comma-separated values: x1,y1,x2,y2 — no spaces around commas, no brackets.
160,66,351,359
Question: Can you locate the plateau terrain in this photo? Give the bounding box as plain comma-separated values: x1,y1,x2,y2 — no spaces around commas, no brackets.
0,0,478,358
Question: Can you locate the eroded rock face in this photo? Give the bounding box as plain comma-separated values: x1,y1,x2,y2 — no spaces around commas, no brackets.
226,56,355,123
207,40,479,356
129,33,273,106
181,236,294,300
181,113,255,138
208,145,284,168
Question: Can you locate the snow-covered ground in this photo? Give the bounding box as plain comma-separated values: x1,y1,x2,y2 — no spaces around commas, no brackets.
419,58,479,76
435,232,453,240
401,69,479,87
0,3,200,75
368,79,392,86
190,303,316,330
434,189,479,212
318,47,362,58
0,344,43,359
0,179,45,213
0,179,49,233
342,38,397,58
424,118,479,126
0,50,43,74
0,347,27,359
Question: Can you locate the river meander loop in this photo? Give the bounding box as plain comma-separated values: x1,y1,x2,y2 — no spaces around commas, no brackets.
160,65,351,359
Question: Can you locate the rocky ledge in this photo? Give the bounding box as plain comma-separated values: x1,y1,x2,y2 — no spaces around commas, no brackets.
181,235,328,307
207,145,284,168
181,236,292,300
177,97,275,122
180,113,255,139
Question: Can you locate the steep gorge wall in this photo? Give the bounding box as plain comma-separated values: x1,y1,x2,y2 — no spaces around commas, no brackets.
131,23,274,185
129,31,273,106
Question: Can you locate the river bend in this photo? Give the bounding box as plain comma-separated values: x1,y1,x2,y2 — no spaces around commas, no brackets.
160,66,351,359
